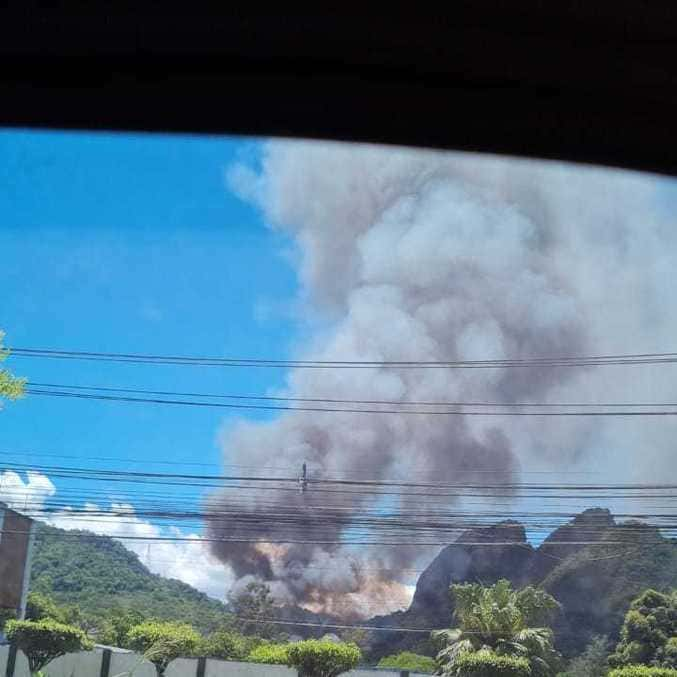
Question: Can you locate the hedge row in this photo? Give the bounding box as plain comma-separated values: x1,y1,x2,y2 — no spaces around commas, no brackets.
608,667,677,677
447,649,531,677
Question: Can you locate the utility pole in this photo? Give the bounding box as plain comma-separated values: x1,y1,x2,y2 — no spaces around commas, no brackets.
299,462,307,494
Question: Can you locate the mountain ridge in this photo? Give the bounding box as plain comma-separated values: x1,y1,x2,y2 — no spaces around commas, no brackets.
29,510,677,659
367,508,677,658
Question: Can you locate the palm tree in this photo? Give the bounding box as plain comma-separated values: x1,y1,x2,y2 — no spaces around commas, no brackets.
433,579,562,676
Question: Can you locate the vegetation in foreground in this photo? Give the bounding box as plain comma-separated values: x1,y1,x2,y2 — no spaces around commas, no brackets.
434,579,562,676
5,618,92,677
378,650,437,673
126,621,201,676
2,580,676,677
608,590,676,671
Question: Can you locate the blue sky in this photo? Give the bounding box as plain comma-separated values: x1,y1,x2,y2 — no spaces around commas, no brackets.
0,129,297,507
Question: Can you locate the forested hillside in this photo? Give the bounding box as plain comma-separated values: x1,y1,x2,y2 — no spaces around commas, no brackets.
30,524,230,633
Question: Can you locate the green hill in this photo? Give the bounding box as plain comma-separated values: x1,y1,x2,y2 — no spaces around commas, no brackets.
543,521,677,654
30,523,231,633
368,509,677,659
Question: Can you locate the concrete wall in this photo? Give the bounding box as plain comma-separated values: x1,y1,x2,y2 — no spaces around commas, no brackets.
108,650,157,677
203,660,295,677
39,649,105,677
0,645,431,676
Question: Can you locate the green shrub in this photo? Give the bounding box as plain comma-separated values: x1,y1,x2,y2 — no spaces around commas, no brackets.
285,639,361,677
126,621,200,675
247,642,290,664
446,649,531,677
96,607,146,648
198,629,252,660
608,666,677,677
5,619,93,676
378,651,437,673
609,589,676,669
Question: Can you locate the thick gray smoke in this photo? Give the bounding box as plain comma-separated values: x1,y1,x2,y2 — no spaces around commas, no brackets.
206,141,677,617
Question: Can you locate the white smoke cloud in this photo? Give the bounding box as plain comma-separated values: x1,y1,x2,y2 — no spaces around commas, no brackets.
210,140,677,616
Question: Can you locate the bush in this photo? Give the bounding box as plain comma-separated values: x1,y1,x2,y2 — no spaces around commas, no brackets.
285,640,361,677
247,642,290,664
97,607,145,648
446,649,531,677
608,666,677,677
5,619,93,676
198,629,252,660
378,651,437,673
126,621,200,676
609,589,676,669
25,592,64,623
25,592,84,629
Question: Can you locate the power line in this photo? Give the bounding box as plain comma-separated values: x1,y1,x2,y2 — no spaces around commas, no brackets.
27,381,677,410
18,501,677,529
10,492,675,540
231,616,434,634
3,460,675,489
11,346,677,369
24,387,677,416
0,448,603,476
92,545,645,572
16,529,665,546
0,449,298,471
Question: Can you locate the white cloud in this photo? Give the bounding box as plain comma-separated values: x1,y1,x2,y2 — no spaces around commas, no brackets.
0,470,56,513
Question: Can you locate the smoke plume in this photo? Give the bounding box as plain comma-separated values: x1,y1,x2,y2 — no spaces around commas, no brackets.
206,141,677,617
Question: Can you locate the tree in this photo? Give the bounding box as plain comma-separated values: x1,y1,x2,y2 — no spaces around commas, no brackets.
285,639,361,677
126,620,200,676
247,642,290,664
97,607,146,647
434,580,561,677
198,629,254,660
25,592,64,623
25,591,87,632
0,330,25,403
378,651,437,673
561,635,610,677
229,581,277,638
609,589,677,669
5,619,93,676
